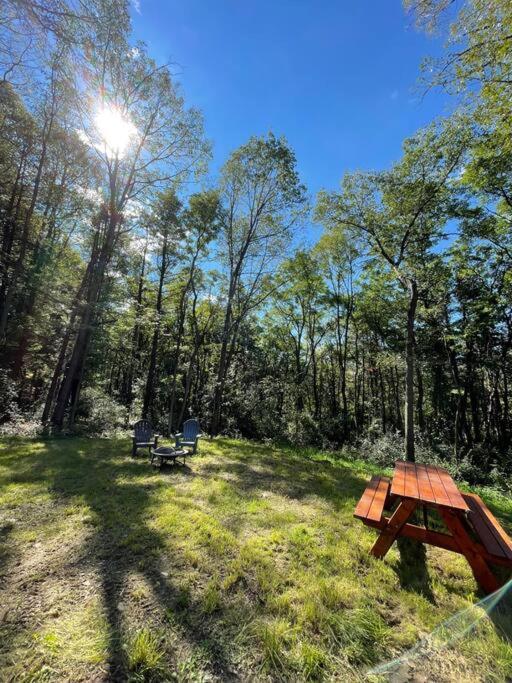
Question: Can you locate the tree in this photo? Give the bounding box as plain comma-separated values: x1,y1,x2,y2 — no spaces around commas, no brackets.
167,190,220,433
273,251,327,422
316,119,469,459
210,133,306,435
48,18,208,428
314,224,361,438
142,190,182,420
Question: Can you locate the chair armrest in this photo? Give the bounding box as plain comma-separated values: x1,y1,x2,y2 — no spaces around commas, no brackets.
175,433,183,438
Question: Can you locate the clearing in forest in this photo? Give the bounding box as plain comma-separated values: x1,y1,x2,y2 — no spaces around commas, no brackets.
0,437,511,681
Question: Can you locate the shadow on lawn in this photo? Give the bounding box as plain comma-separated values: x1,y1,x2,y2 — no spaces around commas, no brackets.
2,438,509,679
200,440,366,511
0,439,235,681
209,443,438,603
395,537,436,604
0,519,13,584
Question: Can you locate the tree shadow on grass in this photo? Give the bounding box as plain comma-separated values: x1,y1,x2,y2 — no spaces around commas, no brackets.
200,440,367,513
395,536,436,604
0,438,235,680
4,437,509,679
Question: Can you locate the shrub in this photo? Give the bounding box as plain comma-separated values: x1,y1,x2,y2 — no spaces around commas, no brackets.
76,386,127,435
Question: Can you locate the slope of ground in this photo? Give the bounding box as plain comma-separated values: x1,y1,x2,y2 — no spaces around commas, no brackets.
0,437,511,681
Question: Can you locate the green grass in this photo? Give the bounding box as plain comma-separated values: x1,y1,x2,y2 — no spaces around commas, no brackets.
0,436,511,681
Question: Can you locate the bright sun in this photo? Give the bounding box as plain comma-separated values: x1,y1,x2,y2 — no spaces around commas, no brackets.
94,105,137,157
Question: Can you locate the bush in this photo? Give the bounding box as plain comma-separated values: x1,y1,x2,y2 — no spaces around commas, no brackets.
353,431,512,491
76,387,127,435
286,412,321,447
0,369,20,425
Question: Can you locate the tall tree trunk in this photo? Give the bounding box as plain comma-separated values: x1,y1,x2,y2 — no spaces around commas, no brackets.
125,240,147,414
378,367,387,434
341,302,351,436
404,279,418,461
210,284,235,435
168,251,200,434
416,363,425,433
393,366,404,433
0,107,54,339
142,234,168,421
51,212,118,428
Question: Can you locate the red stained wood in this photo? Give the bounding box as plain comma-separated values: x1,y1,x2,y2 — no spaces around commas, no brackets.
403,463,420,500
464,493,512,561
354,475,380,519
415,464,435,503
424,465,452,507
439,507,500,595
367,477,390,523
390,461,405,497
354,476,390,524
371,498,417,558
392,461,468,510
436,466,469,511
355,463,510,594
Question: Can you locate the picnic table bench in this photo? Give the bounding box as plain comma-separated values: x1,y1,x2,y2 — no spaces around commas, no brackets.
354,461,512,594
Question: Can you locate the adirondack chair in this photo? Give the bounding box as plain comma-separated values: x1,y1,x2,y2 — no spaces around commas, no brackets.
175,418,202,455
132,419,158,457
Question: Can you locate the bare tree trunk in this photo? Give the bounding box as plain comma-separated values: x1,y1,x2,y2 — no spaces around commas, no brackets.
51,213,118,428
378,367,387,434
143,233,168,421
125,240,147,415
393,366,404,433
404,279,418,461
416,363,425,433
210,285,234,435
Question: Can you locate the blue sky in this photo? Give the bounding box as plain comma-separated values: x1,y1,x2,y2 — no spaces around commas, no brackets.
132,1,454,243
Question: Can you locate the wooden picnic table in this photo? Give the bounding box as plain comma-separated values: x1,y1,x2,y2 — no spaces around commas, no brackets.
354,461,512,594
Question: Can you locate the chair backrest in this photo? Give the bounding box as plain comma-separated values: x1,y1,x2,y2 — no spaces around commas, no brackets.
183,418,200,440
134,419,153,442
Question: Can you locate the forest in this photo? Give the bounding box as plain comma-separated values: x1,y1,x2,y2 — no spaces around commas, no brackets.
0,0,511,483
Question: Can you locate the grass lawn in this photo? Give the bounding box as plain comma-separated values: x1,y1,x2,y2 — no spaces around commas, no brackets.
0,437,511,682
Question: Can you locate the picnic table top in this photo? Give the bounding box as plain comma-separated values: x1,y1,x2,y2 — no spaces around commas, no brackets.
391,460,470,512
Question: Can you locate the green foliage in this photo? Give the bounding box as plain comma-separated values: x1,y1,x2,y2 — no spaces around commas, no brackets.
77,386,126,435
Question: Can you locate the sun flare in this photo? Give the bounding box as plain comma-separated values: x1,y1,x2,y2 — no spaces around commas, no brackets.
94,105,137,157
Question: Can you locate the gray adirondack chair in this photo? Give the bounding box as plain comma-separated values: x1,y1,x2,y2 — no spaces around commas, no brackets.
132,419,158,457
175,418,202,454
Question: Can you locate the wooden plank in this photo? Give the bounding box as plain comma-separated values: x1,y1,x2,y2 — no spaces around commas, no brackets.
371,498,417,559
391,460,406,497
439,507,500,595
354,476,380,520
367,477,390,523
403,462,420,500
423,465,452,507
397,521,461,553
415,463,435,504
436,466,469,511
464,493,512,561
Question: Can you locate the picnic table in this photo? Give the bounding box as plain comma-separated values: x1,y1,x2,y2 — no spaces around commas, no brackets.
354,461,512,594
150,446,190,469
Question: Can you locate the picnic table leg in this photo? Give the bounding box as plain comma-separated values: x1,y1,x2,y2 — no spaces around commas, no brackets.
438,508,500,595
371,498,417,559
